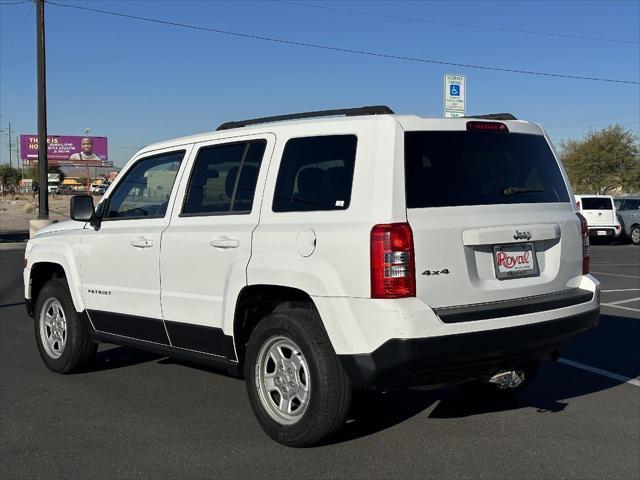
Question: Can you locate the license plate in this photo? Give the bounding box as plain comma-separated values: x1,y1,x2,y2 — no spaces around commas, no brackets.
493,243,539,280
597,230,607,236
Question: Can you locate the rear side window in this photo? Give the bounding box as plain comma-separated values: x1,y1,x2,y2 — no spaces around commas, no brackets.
404,132,570,208
273,135,357,212
182,140,266,215
581,197,613,210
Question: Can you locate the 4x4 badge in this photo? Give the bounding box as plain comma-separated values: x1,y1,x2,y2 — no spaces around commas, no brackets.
514,230,532,240
422,269,450,276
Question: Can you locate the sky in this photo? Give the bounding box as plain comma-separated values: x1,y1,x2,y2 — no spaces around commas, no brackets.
1,0,639,168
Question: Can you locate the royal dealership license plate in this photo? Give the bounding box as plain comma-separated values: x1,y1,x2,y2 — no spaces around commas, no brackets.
493,242,539,280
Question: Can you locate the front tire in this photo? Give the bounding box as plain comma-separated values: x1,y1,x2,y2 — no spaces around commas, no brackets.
34,278,97,373
244,308,351,447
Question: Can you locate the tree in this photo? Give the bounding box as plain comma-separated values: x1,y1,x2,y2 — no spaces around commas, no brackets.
25,167,39,186
0,164,21,192
25,165,66,187
560,125,640,194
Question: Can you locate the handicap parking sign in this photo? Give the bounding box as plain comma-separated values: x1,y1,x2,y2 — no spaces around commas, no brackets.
444,74,466,114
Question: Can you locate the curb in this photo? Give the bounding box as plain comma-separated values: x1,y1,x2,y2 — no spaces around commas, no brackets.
0,243,27,251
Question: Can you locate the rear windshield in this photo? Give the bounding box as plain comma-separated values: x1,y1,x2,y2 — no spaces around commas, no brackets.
581,197,613,210
404,132,570,208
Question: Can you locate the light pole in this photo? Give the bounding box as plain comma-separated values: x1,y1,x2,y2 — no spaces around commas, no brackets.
36,0,48,220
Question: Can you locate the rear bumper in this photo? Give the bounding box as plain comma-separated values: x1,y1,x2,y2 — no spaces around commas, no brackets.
339,307,599,389
588,227,621,238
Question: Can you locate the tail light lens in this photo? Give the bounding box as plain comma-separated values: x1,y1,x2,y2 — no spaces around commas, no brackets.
577,213,589,274
371,223,416,298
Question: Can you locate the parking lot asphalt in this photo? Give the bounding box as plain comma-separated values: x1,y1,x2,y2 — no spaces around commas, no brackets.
0,244,638,479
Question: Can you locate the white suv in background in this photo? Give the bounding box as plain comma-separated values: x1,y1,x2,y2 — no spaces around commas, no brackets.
24,107,600,447
575,194,622,242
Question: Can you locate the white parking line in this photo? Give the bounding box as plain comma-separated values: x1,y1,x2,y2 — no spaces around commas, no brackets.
601,303,640,313
558,358,640,387
591,263,640,266
604,296,640,306
602,289,640,293
591,271,640,279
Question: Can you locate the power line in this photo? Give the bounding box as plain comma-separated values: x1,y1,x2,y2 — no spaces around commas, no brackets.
0,1,32,5
46,1,639,85
278,1,640,46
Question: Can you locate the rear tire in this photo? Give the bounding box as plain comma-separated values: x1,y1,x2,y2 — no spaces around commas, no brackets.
244,308,352,447
34,278,97,373
630,226,640,246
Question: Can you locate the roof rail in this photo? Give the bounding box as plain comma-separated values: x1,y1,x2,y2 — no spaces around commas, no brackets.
464,113,517,120
216,105,394,131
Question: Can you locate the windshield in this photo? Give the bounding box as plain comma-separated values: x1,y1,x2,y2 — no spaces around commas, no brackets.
404,132,570,208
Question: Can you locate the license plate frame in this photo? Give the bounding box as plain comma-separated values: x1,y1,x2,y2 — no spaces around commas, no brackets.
493,242,539,280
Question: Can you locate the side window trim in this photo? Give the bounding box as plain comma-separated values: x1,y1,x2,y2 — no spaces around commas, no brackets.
101,149,186,222
179,139,266,218
227,143,251,212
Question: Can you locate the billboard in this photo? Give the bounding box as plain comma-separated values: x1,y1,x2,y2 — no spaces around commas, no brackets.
20,135,109,166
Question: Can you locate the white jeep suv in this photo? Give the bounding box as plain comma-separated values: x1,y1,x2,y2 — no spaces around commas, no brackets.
24,106,600,447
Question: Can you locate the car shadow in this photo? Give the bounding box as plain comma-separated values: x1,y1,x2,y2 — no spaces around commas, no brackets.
90,345,164,372
88,344,241,380
85,313,638,446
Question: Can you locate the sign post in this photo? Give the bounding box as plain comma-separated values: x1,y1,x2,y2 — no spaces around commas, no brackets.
444,74,466,118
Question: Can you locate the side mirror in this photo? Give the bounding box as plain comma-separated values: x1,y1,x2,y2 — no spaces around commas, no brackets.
70,195,95,222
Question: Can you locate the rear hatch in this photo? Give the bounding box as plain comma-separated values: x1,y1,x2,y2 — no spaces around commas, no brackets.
578,196,616,227
403,124,582,309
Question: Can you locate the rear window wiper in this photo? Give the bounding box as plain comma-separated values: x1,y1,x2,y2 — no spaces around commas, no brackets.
502,186,543,197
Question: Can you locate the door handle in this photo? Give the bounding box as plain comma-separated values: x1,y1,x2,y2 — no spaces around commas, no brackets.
210,237,240,249
131,237,154,248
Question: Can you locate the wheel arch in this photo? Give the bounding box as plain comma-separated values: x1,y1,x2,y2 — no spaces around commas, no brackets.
27,242,85,313
232,284,319,364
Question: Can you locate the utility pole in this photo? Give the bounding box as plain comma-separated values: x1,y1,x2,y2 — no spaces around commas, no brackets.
7,123,12,168
0,122,13,167
36,0,48,219
17,135,23,179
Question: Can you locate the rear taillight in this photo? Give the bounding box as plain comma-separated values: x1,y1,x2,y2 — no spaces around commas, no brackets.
577,213,589,274
371,223,416,298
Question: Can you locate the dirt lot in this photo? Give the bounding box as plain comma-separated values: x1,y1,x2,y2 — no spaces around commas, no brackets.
0,194,97,235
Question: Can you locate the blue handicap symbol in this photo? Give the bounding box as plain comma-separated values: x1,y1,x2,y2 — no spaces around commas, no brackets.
449,84,460,96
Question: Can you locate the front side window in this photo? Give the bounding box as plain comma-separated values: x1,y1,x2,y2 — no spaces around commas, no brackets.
182,140,266,215
105,151,184,219
272,135,357,212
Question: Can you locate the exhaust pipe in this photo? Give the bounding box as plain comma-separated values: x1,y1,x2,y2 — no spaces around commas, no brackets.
489,370,525,389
